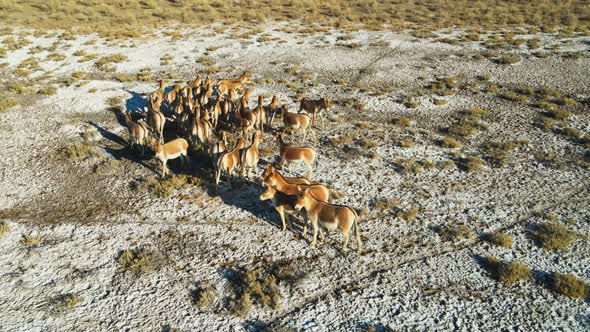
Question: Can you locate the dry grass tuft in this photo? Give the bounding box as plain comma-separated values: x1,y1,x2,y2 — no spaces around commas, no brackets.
551,273,588,299
430,76,457,96
191,284,217,309
374,197,400,211
55,142,98,160
441,136,462,148
529,223,579,251
144,176,191,198
116,248,154,273
20,234,44,248
496,54,521,64
95,54,128,70
228,265,283,317
462,156,484,172
37,86,57,95
501,91,529,103
437,225,474,241
57,293,83,310
0,221,10,238
0,94,18,112
482,257,531,285
482,232,513,248
397,206,419,221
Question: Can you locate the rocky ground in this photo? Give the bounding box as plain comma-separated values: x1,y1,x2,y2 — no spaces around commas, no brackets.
0,24,589,331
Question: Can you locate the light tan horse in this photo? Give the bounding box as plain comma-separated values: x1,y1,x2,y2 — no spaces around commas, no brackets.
295,187,362,253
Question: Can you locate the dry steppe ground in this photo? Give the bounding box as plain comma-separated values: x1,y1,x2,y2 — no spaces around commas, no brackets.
0,19,589,332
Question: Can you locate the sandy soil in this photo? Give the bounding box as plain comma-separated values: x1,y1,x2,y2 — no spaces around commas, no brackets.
0,25,589,331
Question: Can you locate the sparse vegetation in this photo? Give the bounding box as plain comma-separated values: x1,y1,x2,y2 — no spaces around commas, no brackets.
501,91,529,103
482,256,531,285
57,293,83,310
397,206,418,221
94,54,128,70
437,225,474,241
0,221,10,238
430,76,457,96
551,273,588,299
441,137,462,148
529,223,579,251
20,234,44,248
482,232,513,248
496,54,521,64
227,265,284,317
144,176,190,198
0,94,18,112
55,142,98,160
374,197,400,211
37,86,57,95
546,108,571,121
463,156,484,172
116,248,154,273
191,284,217,309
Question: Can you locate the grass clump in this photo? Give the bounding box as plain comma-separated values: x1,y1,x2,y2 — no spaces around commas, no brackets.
437,225,474,241
448,121,477,138
402,96,420,109
228,265,283,317
496,54,521,64
116,248,153,273
482,256,531,285
466,107,488,117
430,76,457,96
37,86,57,95
441,136,462,148
94,54,127,70
551,273,588,299
397,206,419,221
433,98,448,106
393,116,412,128
71,71,87,80
145,175,190,198
529,223,579,251
46,52,66,61
482,232,513,248
546,108,571,121
191,284,217,309
374,197,400,211
359,136,378,149
57,293,83,310
0,222,10,238
20,234,44,248
463,156,484,172
56,142,98,160
0,94,18,112
484,141,522,167
399,138,415,148
501,91,529,103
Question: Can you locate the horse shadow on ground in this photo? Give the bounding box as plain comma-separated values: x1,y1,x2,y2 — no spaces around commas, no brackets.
88,120,158,175
208,176,284,231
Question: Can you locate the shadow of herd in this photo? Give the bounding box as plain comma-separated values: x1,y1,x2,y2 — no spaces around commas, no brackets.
123,73,362,253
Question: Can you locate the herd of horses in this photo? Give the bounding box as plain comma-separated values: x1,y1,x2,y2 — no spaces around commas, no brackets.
123,73,362,253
